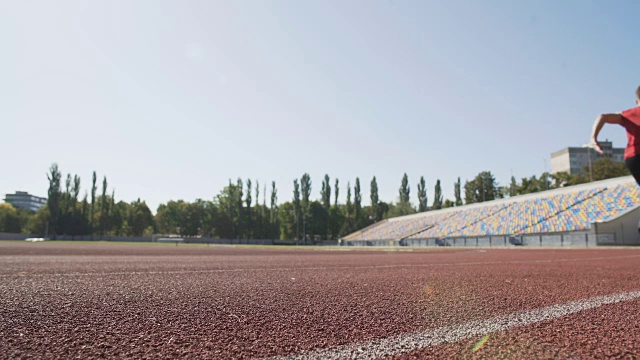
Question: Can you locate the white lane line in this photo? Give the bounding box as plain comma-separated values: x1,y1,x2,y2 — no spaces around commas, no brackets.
2,254,640,278
266,290,640,360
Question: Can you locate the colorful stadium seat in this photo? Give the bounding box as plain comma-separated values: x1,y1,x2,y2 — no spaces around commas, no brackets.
344,179,640,242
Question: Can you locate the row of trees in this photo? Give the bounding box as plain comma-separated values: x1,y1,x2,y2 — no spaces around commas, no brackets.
15,164,155,237
0,158,628,239
0,203,32,234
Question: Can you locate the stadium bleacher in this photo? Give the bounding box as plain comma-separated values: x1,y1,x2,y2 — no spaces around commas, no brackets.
344,211,453,241
528,182,640,233
447,187,605,237
408,203,508,239
343,177,640,243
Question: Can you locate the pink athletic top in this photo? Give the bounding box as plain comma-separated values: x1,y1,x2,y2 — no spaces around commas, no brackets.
620,107,640,159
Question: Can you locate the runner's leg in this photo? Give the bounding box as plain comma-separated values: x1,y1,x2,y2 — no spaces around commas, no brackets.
624,155,640,186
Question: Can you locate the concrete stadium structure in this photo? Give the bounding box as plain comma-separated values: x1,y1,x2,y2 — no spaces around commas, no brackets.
342,176,640,247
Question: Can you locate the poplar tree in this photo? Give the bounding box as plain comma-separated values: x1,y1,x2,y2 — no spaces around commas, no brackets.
102,177,109,234
270,181,278,223
334,179,340,207
354,178,362,228
245,179,253,238
236,178,244,238
321,174,331,209
417,176,428,212
90,171,97,234
345,182,352,232
397,173,412,215
300,173,312,233
454,177,463,206
399,173,410,206
370,176,379,221
509,176,518,196
46,163,62,236
293,179,301,239
432,179,443,210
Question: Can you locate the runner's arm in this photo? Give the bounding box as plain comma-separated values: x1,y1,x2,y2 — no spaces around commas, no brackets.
590,113,623,154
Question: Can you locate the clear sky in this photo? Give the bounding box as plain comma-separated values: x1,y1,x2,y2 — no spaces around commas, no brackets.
2,0,639,212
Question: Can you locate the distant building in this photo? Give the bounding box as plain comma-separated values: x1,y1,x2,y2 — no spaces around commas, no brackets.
550,141,625,175
4,191,47,212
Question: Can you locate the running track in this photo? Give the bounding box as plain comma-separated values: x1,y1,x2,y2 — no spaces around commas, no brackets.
1,242,639,359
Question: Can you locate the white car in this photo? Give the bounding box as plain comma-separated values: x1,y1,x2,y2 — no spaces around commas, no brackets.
25,238,49,242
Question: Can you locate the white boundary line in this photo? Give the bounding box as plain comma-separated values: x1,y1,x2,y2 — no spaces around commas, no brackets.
265,290,640,360
2,254,640,277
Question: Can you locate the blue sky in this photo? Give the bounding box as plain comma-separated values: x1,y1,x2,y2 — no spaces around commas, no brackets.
2,0,639,211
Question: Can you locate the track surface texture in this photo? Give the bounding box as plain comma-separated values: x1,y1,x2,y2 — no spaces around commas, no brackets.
1,242,640,359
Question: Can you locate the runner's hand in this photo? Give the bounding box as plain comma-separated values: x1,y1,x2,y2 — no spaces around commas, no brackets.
590,139,604,154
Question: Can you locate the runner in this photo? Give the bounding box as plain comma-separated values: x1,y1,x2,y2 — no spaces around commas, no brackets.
591,86,640,185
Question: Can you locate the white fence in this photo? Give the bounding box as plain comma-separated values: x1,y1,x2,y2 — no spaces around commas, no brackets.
345,233,619,248
0,233,339,246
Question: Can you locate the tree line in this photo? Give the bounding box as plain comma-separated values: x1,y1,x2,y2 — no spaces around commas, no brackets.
6,164,155,237
0,158,628,239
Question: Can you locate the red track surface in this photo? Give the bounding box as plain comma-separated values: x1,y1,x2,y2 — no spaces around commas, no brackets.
1,242,640,359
